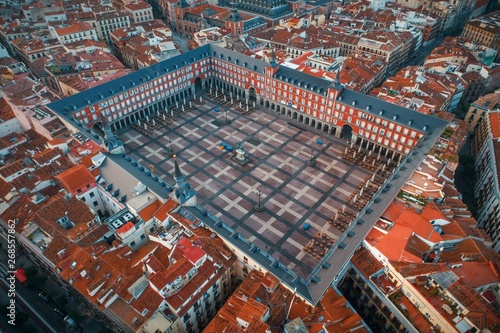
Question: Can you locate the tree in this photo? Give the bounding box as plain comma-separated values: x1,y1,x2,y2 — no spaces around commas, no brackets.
70,309,85,325
28,273,47,289
24,265,47,289
24,266,38,278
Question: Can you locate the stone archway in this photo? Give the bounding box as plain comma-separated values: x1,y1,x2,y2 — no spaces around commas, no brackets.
92,121,105,138
194,77,203,91
248,87,256,101
340,124,353,141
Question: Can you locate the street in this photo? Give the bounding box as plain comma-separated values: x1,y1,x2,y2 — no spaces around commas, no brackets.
172,31,189,52
0,232,104,333
410,35,446,66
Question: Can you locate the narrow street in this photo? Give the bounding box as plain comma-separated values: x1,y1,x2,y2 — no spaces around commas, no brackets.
409,36,446,66
0,232,104,333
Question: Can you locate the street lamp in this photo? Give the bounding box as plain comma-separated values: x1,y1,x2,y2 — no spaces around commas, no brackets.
225,108,231,124
167,137,175,157
255,190,264,212
307,148,316,166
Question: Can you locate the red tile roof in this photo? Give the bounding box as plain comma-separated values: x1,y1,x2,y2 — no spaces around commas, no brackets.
137,199,160,222
130,285,163,319
54,164,95,193
488,112,500,139
55,22,94,36
183,246,206,265
153,199,179,222
117,221,135,234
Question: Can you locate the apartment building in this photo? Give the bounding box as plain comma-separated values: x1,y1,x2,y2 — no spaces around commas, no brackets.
125,1,154,23
471,111,500,251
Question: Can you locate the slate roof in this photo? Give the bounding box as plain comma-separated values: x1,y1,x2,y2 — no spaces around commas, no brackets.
46,44,267,118
337,89,448,133
47,43,447,134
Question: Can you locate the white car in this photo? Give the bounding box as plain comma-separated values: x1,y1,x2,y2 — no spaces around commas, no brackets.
64,315,76,328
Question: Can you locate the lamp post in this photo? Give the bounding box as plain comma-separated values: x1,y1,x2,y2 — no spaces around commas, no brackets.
255,190,264,212
307,148,316,166
225,109,231,124
167,137,174,157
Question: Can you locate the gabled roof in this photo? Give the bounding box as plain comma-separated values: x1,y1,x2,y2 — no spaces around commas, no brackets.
153,199,178,222
54,164,95,193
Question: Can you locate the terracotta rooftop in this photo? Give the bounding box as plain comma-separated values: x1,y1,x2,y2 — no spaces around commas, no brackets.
488,111,500,139
153,199,179,222
130,285,163,319
0,159,27,179
55,22,94,36
125,0,152,11
137,199,160,222
54,164,94,193
0,97,16,122
350,248,384,279
0,132,26,149
367,201,446,262
447,280,500,332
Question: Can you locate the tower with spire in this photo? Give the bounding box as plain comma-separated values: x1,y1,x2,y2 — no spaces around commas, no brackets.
227,0,243,50
101,116,125,155
172,159,196,206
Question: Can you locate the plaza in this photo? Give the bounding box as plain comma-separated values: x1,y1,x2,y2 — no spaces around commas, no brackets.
119,95,389,279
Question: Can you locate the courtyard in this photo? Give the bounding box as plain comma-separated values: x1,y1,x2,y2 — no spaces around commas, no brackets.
118,96,384,279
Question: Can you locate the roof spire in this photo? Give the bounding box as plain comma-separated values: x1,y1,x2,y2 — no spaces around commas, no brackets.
174,158,183,179
335,66,341,89
172,157,196,205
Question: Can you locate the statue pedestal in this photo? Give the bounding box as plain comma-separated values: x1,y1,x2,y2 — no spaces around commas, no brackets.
232,148,250,166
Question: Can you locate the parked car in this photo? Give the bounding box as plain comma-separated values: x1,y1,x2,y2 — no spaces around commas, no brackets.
64,315,76,328
53,308,67,319
38,291,49,302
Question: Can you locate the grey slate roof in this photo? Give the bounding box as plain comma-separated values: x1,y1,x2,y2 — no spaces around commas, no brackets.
275,65,333,93
337,89,448,133
243,17,266,31
47,43,447,134
46,44,270,118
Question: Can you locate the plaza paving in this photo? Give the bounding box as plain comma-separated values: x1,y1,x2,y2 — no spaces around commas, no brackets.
118,97,376,279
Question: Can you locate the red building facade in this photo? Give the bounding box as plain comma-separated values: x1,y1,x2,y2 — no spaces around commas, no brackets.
47,44,446,160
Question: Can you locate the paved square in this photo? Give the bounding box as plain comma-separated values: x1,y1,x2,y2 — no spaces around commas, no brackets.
119,97,373,279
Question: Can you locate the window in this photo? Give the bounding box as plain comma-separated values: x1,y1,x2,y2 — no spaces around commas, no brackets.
141,234,146,240
130,241,136,247
90,192,95,198
93,201,98,207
